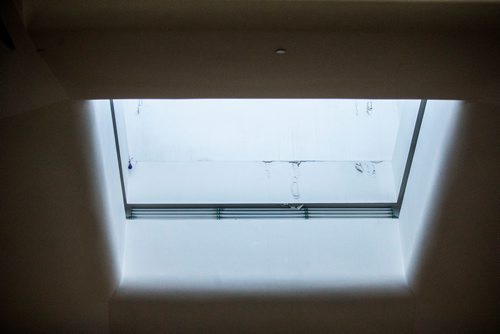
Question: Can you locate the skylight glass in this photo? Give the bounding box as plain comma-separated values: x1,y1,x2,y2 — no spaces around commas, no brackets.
111,99,423,216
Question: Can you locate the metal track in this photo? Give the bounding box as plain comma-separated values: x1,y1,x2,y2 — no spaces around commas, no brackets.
130,207,394,219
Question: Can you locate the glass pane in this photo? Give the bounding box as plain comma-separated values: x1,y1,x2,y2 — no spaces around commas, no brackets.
113,99,420,204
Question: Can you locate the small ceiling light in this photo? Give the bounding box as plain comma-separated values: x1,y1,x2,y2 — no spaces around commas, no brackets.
275,48,287,55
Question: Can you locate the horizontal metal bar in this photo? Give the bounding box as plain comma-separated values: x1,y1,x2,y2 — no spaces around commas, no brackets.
130,206,395,220
128,203,397,209
131,208,393,212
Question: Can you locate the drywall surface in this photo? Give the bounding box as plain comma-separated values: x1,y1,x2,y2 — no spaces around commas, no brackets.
0,100,123,332
110,289,415,334
0,1,498,331
0,1,67,118
113,101,500,333
22,0,500,32
121,218,405,291
89,100,127,282
408,102,500,333
399,101,500,333
114,218,412,333
21,2,500,103
398,100,462,278
33,31,500,100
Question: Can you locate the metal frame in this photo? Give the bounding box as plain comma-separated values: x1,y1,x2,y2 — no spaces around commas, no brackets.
393,99,427,217
110,100,130,217
110,99,426,219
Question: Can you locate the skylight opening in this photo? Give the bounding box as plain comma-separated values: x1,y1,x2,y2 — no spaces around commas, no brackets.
111,99,424,219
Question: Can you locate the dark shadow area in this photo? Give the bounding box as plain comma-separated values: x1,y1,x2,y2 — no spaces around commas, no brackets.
22,1,500,33
0,0,67,118
110,289,414,334
0,102,118,332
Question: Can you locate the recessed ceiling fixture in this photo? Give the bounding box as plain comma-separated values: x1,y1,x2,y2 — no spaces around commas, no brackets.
275,48,287,55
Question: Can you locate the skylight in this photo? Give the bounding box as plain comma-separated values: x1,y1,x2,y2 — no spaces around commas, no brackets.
111,99,424,219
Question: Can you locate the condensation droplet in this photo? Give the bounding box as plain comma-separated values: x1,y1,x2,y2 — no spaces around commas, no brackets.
366,101,373,115
137,99,143,114
264,161,271,179
355,162,364,173
354,161,377,177
290,161,301,200
355,100,374,116
291,181,300,199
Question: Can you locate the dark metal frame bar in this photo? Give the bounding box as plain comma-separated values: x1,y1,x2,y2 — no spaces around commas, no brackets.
393,99,426,217
110,100,131,217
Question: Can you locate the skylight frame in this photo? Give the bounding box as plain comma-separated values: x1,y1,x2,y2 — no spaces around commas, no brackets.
110,99,426,219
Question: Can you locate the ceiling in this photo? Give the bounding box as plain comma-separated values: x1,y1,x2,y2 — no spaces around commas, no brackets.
22,0,500,32
1,1,498,117
0,1,499,332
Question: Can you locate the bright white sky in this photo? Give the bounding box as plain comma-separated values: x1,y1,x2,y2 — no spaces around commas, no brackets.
121,99,401,163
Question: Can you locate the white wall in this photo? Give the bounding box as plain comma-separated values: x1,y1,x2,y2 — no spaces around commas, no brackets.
397,100,462,279
89,100,127,280
121,218,406,292
119,100,463,294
